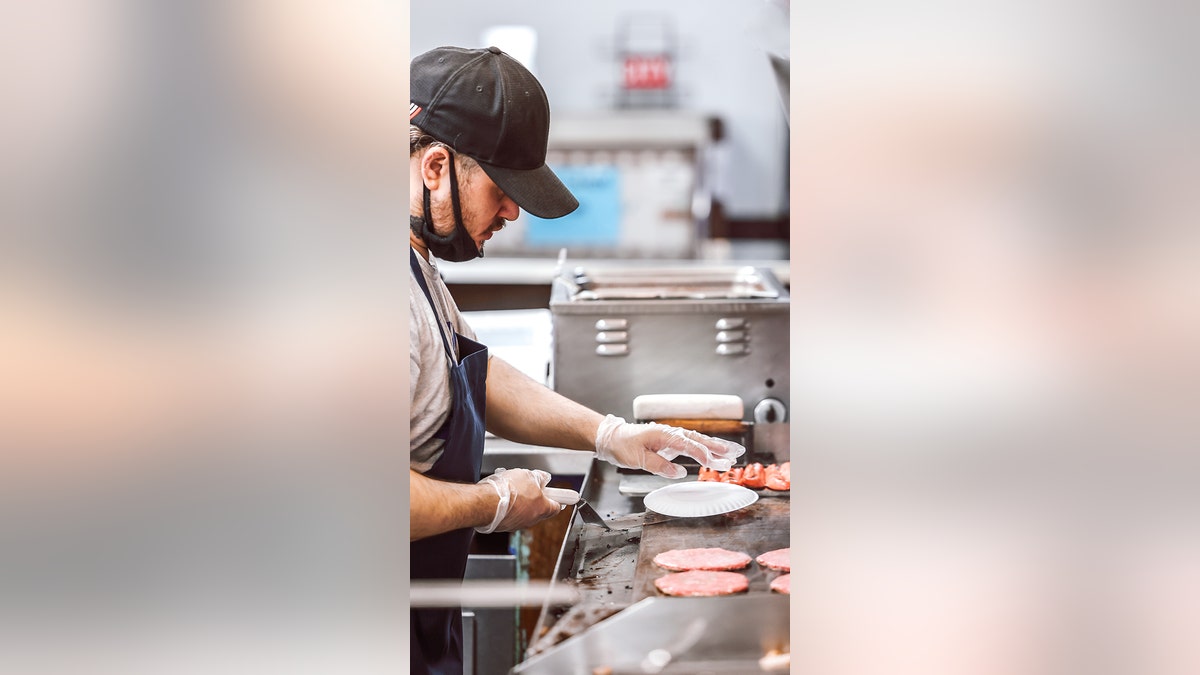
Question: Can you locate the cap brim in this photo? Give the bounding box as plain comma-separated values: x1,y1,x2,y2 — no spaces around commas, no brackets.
477,161,579,219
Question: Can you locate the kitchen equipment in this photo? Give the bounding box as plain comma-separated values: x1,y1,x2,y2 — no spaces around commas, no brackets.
545,487,613,532
521,457,790,669
549,265,789,424
574,501,613,531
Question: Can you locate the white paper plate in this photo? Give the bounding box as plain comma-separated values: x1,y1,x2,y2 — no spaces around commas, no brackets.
644,481,759,518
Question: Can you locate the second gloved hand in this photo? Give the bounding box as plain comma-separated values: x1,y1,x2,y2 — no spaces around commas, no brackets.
475,468,563,533
594,415,746,479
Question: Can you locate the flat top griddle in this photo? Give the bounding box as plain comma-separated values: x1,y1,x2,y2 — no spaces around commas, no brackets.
632,498,790,601
527,459,790,662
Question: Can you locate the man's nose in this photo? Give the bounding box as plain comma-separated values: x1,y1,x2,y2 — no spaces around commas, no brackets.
498,195,520,221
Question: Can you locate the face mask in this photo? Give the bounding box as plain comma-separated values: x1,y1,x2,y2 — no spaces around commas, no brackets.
412,152,483,262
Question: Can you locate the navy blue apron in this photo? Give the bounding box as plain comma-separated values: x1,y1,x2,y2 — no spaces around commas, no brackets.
410,248,489,675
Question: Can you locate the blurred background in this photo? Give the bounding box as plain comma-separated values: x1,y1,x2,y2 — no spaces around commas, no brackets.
2,0,408,671
787,3,1200,675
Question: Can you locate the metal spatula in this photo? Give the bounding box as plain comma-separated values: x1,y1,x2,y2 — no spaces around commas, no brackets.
544,487,612,531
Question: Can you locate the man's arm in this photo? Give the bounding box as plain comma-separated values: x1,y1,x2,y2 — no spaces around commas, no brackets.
485,355,603,451
411,466,564,540
409,469,498,540
483,355,747,478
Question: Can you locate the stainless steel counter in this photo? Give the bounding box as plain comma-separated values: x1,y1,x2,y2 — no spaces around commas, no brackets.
516,594,790,674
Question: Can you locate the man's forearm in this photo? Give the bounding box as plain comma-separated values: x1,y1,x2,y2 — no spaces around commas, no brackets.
410,469,499,541
485,356,604,451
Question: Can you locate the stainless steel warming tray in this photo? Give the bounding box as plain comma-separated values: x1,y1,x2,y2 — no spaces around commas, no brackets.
549,265,790,424
566,266,784,301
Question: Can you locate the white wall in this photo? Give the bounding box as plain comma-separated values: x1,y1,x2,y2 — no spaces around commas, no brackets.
410,0,789,220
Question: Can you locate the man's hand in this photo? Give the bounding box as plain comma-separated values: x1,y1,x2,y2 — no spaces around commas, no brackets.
475,468,563,533
594,415,746,479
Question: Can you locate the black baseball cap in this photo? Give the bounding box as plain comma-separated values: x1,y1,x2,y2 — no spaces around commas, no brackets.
410,46,579,219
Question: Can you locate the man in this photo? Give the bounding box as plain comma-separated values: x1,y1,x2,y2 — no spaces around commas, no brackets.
409,46,744,674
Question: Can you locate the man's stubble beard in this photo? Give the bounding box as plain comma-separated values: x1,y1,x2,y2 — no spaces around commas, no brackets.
423,164,505,254
422,180,452,234
429,192,507,253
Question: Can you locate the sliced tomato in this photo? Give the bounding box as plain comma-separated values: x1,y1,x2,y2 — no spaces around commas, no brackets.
741,462,766,489
719,467,744,485
765,461,790,491
762,463,777,484
697,467,720,482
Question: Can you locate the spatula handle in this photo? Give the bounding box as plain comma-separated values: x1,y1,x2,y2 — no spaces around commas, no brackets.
543,487,581,506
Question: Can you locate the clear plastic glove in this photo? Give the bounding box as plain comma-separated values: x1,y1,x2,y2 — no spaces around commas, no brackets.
475,467,563,533
594,415,746,479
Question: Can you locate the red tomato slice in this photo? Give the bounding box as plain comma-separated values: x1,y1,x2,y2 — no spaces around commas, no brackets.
741,462,766,489
765,461,790,491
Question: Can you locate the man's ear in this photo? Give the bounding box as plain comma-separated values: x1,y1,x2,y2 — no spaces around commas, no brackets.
421,146,451,190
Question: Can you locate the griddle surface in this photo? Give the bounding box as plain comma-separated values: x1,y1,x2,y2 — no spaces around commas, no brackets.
633,498,790,601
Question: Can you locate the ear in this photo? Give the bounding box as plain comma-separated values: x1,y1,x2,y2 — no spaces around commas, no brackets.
420,146,451,190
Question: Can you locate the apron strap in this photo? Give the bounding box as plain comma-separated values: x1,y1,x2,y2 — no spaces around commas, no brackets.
410,248,458,363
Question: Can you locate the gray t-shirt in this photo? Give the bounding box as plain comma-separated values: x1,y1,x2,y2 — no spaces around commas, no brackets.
410,248,480,472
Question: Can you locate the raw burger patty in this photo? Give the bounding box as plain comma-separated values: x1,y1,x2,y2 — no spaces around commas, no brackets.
756,547,791,572
653,547,751,571
655,570,749,597
770,573,791,595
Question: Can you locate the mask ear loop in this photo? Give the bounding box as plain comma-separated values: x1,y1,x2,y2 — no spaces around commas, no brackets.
420,172,448,244
421,184,437,237
419,149,475,253
447,151,468,234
